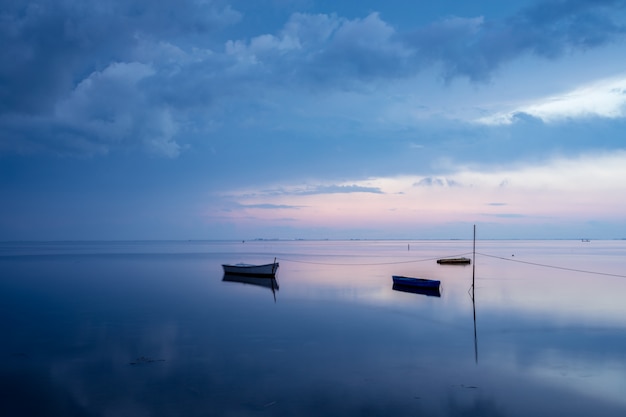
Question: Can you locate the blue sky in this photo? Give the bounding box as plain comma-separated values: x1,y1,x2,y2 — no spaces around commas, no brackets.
1,0,626,240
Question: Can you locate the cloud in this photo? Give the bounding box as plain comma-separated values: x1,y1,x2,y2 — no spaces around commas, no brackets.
414,177,462,187
219,183,385,217
1,61,183,157
407,0,626,82
239,203,303,209
0,0,239,157
226,12,413,87
2,1,626,157
293,184,384,195
246,184,385,197
57,62,183,157
239,0,626,88
520,0,625,53
406,16,489,82
477,75,626,125
0,0,240,113
230,2,626,88
210,151,626,239
481,213,526,218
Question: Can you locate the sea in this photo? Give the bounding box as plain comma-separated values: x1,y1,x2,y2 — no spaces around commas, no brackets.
1,239,625,417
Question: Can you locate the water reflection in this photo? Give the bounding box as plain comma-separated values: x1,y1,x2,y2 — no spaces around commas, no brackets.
471,282,478,364
222,273,279,302
1,240,626,416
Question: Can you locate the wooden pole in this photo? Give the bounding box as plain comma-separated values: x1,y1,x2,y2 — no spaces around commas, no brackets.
472,224,477,363
472,224,476,289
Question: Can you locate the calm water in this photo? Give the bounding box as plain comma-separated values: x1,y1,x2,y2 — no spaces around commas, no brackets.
1,240,625,416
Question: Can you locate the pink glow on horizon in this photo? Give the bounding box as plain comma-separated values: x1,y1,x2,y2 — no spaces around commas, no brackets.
210,153,626,234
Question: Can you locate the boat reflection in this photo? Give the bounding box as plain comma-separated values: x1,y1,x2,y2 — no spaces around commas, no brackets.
392,283,441,298
222,273,279,302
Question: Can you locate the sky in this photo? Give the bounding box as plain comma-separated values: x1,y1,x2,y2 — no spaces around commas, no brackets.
1,0,626,240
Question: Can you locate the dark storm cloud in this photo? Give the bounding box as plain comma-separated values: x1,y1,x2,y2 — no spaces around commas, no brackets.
507,0,626,56
0,0,240,156
228,0,626,88
1,0,625,157
0,0,239,114
303,12,414,83
406,0,626,81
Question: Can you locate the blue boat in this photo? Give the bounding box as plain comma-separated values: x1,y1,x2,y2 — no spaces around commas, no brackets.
392,275,441,289
392,283,441,297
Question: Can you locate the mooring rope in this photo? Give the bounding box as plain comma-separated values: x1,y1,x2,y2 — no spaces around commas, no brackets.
475,252,626,278
277,252,473,267
277,250,625,279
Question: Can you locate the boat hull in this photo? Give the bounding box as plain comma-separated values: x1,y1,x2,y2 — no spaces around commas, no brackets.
222,262,279,277
392,275,441,289
437,257,471,265
392,283,441,297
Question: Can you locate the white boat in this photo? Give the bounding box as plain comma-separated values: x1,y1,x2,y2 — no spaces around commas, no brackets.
222,261,279,277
